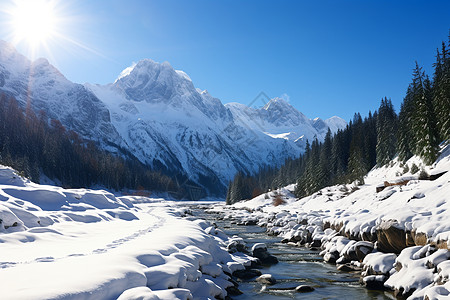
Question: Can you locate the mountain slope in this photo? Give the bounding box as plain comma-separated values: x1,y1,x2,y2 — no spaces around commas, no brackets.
0,41,346,196
0,41,121,146
226,98,343,149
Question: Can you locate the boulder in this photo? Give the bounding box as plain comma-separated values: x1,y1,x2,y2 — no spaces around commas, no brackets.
233,268,262,279
360,275,387,290
394,287,416,299
252,243,278,265
295,285,315,293
337,263,359,272
376,220,408,253
353,241,374,261
323,251,339,264
226,285,243,296
227,237,247,253
411,229,428,246
256,274,277,285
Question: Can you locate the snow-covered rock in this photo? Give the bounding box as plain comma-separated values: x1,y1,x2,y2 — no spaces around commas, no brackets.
212,147,450,298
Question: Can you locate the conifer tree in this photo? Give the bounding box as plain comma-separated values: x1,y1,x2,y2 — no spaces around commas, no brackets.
398,86,414,162
411,63,440,164
347,113,367,184
295,140,310,198
318,129,332,188
432,43,450,142
365,111,378,167
376,97,397,166
225,181,232,204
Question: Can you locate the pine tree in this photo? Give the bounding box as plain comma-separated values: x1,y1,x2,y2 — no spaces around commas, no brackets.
318,129,332,188
225,181,232,204
331,129,346,183
295,140,310,198
227,172,245,204
347,113,367,184
376,97,397,166
397,85,414,162
432,43,450,142
411,62,440,164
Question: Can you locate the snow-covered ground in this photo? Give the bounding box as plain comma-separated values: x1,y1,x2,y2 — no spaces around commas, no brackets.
1,146,448,299
0,166,255,300
212,145,450,299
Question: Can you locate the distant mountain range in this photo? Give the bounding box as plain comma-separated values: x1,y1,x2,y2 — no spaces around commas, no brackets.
0,40,346,196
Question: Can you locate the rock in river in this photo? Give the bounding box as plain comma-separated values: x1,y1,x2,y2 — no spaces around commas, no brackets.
256,274,277,285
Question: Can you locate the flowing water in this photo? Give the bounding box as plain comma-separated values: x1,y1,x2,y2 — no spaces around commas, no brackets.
192,206,394,300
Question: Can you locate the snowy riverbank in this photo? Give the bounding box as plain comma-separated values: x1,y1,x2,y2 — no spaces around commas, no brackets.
210,147,450,299
0,166,256,300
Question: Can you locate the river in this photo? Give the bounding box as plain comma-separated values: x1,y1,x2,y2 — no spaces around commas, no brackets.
191,205,394,300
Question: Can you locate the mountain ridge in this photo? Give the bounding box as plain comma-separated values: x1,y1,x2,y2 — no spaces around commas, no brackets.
0,40,346,196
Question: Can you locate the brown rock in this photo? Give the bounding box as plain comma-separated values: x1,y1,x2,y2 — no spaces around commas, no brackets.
411,229,428,246
376,220,407,253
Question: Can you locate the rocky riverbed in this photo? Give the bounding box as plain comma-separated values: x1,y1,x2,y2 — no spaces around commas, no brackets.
190,205,393,299
204,203,450,299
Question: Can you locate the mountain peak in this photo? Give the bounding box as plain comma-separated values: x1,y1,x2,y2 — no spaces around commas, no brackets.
114,59,191,88
32,57,50,66
263,97,292,111
175,69,192,82
261,97,310,127
324,116,347,133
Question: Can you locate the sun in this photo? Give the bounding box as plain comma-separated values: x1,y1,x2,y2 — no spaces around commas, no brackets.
1,0,104,62
10,0,57,48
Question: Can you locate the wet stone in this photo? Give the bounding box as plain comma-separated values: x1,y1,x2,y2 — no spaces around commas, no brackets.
295,285,315,293
233,268,262,279
256,274,277,285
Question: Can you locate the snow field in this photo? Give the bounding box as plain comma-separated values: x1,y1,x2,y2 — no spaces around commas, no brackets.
0,165,254,299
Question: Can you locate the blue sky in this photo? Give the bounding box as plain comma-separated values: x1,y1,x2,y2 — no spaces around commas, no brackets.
1,0,450,121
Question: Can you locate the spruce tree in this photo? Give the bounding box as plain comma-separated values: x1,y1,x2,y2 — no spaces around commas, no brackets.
432,43,450,142
347,113,367,184
228,173,243,204
397,85,414,162
318,129,332,188
225,181,232,204
411,63,440,164
376,98,397,166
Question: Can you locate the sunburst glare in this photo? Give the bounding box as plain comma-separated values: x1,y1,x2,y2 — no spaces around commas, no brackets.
1,0,103,62
11,0,57,47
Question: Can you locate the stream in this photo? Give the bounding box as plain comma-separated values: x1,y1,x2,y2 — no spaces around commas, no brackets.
191,205,394,300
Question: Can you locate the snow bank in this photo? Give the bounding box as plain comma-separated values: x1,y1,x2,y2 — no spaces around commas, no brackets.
213,149,450,298
0,166,253,299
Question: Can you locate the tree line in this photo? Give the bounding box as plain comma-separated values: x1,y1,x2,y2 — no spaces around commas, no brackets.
226,35,450,204
0,93,184,194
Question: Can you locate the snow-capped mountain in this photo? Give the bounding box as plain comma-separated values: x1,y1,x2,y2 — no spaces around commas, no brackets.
0,40,346,195
225,98,344,149
0,40,121,145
